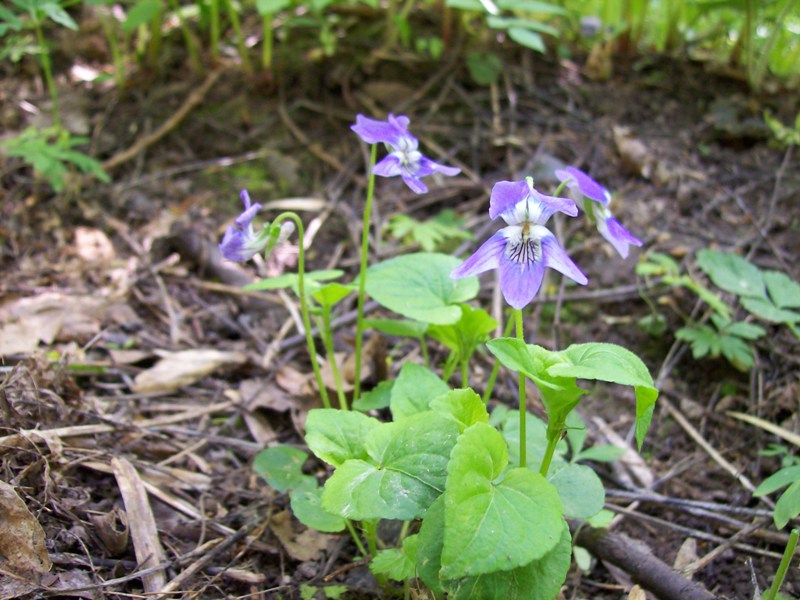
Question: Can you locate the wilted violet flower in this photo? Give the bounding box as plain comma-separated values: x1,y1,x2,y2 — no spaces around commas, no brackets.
219,190,293,262
555,166,642,259
451,178,588,309
351,114,461,194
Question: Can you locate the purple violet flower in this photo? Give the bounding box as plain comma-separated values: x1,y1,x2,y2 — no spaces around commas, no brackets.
555,166,643,259
351,114,461,194
451,177,588,309
219,190,293,262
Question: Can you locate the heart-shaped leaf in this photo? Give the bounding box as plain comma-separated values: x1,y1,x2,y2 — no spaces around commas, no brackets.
304,409,380,468
441,422,562,578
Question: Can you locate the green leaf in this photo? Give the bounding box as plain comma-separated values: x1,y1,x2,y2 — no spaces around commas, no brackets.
289,488,346,533
123,0,161,33
252,445,317,493
507,27,546,52
499,0,568,14
574,445,625,463
370,535,418,581
697,249,766,298
352,379,393,412
366,253,479,325
551,343,659,450
304,409,380,468
244,269,344,293
39,2,78,29
487,16,559,36
676,325,717,358
311,282,354,307
719,334,756,371
416,495,447,594
741,296,800,324
444,522,572,600
466,51,504,85
321,412,460,521
773,481,800,529
390,362,450,420
429,388,489,432
636,252,680,278
500,410,567,470
764,271,800,308
256,0,291,14
754,466,800,496
427,304,498,364
548,464,605,518
725,321,766,340
364,318,428,338
386,212,471,252
441,422,563,578
486,338,586,429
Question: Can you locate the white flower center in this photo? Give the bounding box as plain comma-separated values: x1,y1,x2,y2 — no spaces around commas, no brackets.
503,224,549,265
390,136,422,172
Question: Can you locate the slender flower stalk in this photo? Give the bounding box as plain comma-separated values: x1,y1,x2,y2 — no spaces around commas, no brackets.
218,191,330,407
514,308,527,469
319,302,348,410
352,144,378,403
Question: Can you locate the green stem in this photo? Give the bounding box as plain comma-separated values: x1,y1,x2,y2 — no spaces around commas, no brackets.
222,0,253,76
460,359,469,388
353,144,378,403
146,4,163,71
321,305,349,410
764,528,798,600
441,351,458,382
98,12,126,87
419,334,430,368
168,0,203,74
209,0,220,62
344,519,369,558
482,315,515,404
33,20,60,130
363,519,379,557
539,429,560,477
273,213,330,409
261,13,274,71
514,308,526,469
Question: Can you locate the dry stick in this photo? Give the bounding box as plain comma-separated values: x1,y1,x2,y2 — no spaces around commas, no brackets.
574,525,717,600
102,68,224,172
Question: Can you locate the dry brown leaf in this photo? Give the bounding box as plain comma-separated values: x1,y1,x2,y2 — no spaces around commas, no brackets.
74,226,115,263
0,292,130,355
89,507,129,556
0,480,52,575
112,457,167,593
269,510,335,562
673,537,698,577
627,584,647,600
584,39,613,81
132,349,248,393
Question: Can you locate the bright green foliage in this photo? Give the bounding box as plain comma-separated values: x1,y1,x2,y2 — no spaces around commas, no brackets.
429,388,489,432
698,248,767,298
389,362,450,420
252,445,317,493
443,523,572,600
428,304,498,369
244,269,345,294
676,315,765,371
366,253,479,325
764,111,800,147
363,318,428,339
123,0,161,34
440,422,563,578
1,128,110,192
548,463,604,518
320,411,460,520
370,535,418,581
754,466,800,529
498,409,567,470
304,409,380,468
289,488,345,532
386,210,472,252
487,339,658,450
311,282,355,307
352,379,393,412
565,412,625,464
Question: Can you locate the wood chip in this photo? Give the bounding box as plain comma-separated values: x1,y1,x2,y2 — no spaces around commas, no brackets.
111,457,167,593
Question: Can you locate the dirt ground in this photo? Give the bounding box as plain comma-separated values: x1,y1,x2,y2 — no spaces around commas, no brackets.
1,23,800,600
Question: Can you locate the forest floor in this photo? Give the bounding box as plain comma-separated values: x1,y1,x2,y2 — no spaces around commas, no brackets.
1,20,800,600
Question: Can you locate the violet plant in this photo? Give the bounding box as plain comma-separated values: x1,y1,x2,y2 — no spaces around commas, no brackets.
221,116,658,598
